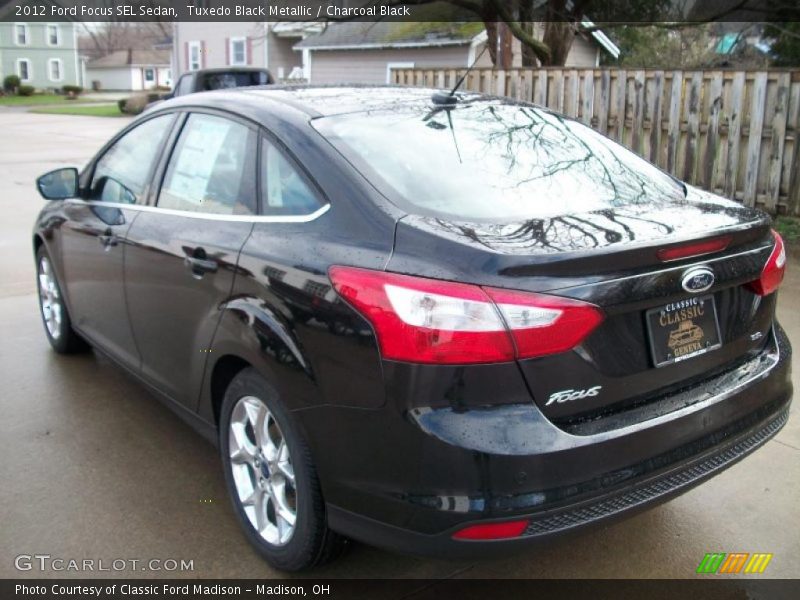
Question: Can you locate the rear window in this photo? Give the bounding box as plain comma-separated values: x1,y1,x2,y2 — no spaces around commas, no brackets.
201,71,271,91
313,102,685,221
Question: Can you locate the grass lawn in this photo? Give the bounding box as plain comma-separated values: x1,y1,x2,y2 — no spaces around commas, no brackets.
0,94,105,106
0,94,69,106
775,216,800,244
29,104,125,117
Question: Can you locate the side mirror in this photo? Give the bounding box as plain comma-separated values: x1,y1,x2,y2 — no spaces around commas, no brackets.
37,168,78,200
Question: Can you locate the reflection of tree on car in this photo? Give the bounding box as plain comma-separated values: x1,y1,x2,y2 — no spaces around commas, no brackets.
668,320,704,349
262,264,370,337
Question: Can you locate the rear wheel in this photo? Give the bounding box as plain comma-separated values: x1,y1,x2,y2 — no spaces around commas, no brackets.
36,247,88,354
219,368,347,571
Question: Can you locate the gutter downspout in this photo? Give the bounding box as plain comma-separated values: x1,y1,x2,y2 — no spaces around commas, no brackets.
171,21,179,83
73,24,80,86
262,21,274,71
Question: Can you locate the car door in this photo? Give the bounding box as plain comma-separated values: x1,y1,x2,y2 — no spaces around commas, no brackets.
123,111,257,409
58,113,177,370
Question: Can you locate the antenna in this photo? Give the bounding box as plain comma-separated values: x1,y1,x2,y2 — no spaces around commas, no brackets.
431,43,489,105
449,43,488,97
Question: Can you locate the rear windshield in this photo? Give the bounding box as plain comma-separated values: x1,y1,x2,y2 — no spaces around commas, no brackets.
201,71,271,91
313,102,685,221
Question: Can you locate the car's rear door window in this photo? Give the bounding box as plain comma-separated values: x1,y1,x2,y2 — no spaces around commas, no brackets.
90,114,176,205
158,113,256,215
260,138,324,216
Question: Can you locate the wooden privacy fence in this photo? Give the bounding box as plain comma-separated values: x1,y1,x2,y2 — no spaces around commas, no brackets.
392,67,800,216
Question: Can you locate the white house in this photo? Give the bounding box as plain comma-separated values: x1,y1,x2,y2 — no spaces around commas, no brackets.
171,21,620,87
86,49,172,91
295,22,621,85
172,22,322,81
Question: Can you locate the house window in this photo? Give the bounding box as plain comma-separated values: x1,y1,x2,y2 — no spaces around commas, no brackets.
15,23,29,45
47,24,60,46
144,68,155,83
49,59,63,82
189,41,202,71
229,37,246,66
17,59,32,82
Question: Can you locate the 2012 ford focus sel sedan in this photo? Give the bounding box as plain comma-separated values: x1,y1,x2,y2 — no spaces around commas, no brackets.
33,86,792,571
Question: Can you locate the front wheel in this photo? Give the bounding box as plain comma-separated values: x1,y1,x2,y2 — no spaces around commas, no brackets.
219,368,347,571
36,247,88,354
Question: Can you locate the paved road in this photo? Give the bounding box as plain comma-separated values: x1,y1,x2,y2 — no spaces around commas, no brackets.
1,113,798,580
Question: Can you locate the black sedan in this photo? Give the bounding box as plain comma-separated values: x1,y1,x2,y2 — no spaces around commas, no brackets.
33,86,792,571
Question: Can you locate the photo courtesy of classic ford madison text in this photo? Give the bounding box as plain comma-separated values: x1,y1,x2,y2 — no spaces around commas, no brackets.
2,0,799,586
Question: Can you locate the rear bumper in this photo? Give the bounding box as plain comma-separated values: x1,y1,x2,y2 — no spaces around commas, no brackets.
308,325,792,558
328,403,788,558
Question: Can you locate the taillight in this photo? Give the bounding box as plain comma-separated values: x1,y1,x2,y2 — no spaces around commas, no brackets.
748,230,786,296
484,287,605,359
328,266,604,365
452,519,529,540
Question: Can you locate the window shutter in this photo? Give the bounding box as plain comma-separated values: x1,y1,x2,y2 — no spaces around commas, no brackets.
225,38,230,65
247,38,253,65
201,41,207,68
184,42,189,70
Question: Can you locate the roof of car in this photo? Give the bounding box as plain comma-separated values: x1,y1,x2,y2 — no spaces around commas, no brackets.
151,84,518,131
224,84,496,117
249,85,447,116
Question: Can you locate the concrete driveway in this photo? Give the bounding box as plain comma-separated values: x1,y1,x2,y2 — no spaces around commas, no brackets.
0,112,798,580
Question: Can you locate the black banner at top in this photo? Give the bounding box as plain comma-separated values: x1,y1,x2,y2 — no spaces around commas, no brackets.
2,0,800,23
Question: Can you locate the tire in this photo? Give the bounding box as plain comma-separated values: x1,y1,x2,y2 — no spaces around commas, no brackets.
219,367,347,571
35,246,89,354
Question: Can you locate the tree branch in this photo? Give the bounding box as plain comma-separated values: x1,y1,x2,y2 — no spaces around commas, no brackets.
488,0,552,63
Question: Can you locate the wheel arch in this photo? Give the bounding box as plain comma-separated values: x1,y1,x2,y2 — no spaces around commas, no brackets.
209,354,252,428
33,233,44,255
199,296,322,427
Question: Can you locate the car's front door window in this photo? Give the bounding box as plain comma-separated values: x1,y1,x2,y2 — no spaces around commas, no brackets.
90,114,176,205
157,113,256,215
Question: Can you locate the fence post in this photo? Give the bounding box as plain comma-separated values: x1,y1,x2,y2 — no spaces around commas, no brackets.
581,69,595,125
744,72,768,206
598,69,610,135
666,71,683,175
536,70,548,105
647,71,664,166
615,69,627,143
683,71,703,183
704,72,724,191
766,72,791,212
631,70,646,156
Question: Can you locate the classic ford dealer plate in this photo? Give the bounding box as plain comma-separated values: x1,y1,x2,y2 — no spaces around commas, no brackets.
645,295,722,368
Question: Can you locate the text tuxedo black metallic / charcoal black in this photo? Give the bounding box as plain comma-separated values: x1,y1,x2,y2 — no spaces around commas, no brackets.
32,86,792,570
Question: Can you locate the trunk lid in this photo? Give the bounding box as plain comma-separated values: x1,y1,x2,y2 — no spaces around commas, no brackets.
386,188,776,423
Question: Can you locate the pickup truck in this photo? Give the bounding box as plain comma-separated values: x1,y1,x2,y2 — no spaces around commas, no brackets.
169,68,273,97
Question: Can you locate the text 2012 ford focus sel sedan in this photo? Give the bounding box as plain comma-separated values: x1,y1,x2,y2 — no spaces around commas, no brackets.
33,86,791,571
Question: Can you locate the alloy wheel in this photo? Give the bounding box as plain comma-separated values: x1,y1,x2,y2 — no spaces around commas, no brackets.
228,395,297,546
38,256,62,340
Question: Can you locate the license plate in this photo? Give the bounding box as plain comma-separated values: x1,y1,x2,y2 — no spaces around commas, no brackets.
645,295,722,368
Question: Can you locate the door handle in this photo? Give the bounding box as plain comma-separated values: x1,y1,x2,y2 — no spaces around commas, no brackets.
184,249,218,277
98,230,118,248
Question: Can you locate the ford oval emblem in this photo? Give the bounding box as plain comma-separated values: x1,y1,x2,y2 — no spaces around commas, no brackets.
681,267,715,293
